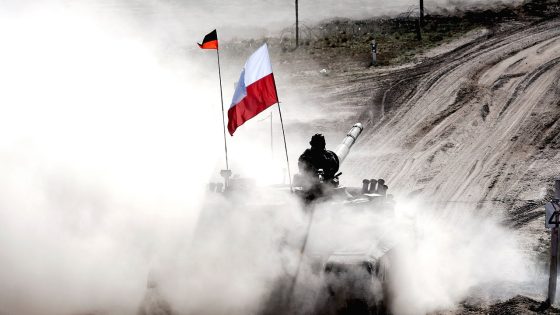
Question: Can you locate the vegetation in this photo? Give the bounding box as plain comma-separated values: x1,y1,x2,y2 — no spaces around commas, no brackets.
223,0,560,67
281,0,560,66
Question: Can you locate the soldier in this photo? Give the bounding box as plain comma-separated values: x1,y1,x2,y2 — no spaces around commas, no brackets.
298,134,339,184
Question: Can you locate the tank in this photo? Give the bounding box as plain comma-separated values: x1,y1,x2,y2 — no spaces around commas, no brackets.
198,123,396,315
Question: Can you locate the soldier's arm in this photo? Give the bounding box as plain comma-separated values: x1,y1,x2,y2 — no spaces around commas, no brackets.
298,151,311,173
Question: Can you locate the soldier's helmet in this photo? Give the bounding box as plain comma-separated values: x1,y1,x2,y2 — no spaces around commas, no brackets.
310,133,326,150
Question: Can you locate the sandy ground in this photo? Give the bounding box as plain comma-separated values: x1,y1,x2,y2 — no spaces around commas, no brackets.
271,17,560,259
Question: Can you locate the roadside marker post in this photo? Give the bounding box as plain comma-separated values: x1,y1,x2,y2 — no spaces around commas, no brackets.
371,40,377,66
545,178,560,307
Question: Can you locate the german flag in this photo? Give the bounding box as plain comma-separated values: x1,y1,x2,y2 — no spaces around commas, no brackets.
198,30,218,49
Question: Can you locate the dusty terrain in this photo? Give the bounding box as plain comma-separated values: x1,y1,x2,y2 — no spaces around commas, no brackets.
6,1,560,315
264,9,560,258
132,3,560,314
201,2,560,314
237,3,560,314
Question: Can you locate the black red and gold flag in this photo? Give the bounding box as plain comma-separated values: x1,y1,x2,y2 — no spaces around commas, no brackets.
198,30,218,49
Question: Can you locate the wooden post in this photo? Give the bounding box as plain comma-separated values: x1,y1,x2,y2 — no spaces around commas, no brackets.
295,0,299,48
371,40,377,66
546,178,560,306
416,19,422,41
419,0,424,27
548,227,558,305
416,0,423,41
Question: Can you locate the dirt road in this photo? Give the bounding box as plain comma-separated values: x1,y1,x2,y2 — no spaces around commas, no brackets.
361,19,560,208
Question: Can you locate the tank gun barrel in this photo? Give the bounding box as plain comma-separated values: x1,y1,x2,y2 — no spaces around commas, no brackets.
334,123,363,164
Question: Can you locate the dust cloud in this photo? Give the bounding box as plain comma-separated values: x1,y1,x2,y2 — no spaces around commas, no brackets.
0,0,537,314
300,199,532,315
138,193,532,315
0,2,220,314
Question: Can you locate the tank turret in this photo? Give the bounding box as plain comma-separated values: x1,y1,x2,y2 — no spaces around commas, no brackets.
293,123,364,199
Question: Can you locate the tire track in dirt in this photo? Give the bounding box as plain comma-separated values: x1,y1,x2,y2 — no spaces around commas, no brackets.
499,56,560,116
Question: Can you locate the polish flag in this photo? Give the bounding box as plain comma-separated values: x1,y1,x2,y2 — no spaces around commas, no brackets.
228,44,278,135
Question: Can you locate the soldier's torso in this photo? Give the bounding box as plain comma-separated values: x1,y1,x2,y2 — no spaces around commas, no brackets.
299,149,339,178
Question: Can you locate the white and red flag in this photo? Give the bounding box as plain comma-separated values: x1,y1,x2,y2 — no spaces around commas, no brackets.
228,44,278,135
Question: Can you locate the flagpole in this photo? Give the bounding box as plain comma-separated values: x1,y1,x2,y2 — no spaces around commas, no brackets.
216,48,229,171
270,75,293,192
268,61,293,192
276,102,293,192
270,112,273,160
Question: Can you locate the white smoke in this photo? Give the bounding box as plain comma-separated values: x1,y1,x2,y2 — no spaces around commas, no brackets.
387,201,531,314
0,1,537,314
299,199,532,315
0,2,220,314
133,192,532,315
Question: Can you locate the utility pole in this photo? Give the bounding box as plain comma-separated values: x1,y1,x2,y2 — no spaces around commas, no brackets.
416,0,424,40
419,0,424,27
295,0,299,48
